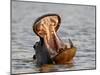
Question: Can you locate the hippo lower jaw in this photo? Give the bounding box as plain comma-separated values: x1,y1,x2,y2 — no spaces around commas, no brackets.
43,31,75,59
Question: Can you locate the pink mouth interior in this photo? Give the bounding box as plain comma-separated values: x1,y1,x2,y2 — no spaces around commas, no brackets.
35,16,65,56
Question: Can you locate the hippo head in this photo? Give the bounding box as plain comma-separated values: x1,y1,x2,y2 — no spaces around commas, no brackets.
33,14,66,57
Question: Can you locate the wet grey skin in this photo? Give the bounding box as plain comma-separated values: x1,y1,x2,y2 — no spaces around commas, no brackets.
33,37,53,67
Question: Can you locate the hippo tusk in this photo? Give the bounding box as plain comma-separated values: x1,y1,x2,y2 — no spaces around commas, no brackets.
68,39,74,48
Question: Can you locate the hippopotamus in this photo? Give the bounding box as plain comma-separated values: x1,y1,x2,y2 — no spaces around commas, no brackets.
33,14,76,66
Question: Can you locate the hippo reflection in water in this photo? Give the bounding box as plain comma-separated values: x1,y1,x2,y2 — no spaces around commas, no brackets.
33,14,77,66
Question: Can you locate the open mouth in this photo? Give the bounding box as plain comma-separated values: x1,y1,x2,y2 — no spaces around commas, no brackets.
33,14,66,57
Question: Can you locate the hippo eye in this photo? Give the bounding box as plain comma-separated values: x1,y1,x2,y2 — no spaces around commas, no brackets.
33,42,39,49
